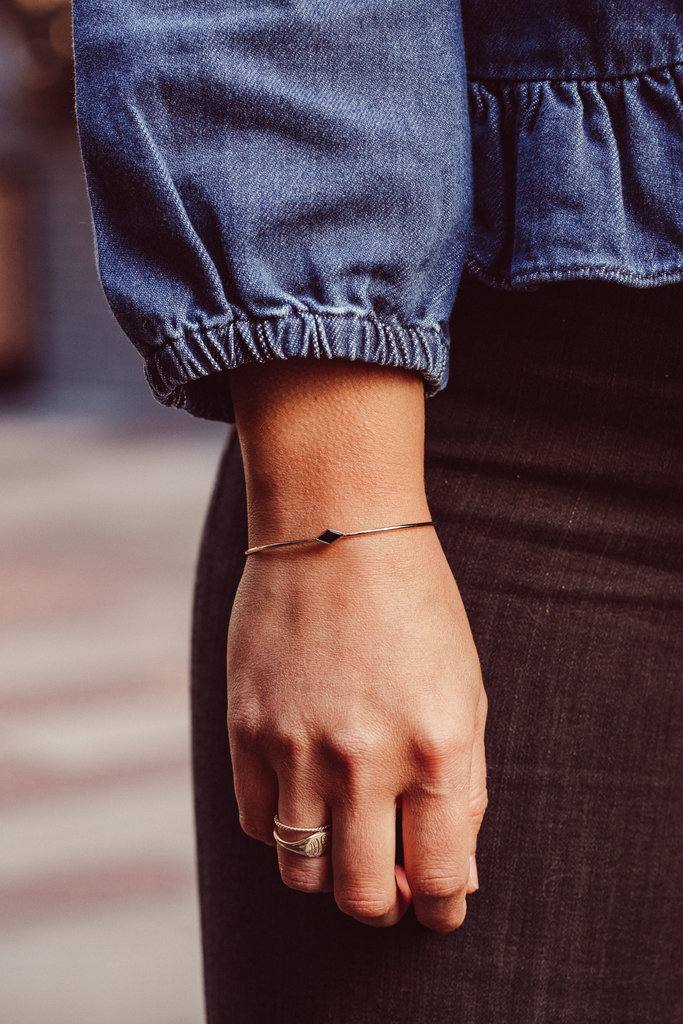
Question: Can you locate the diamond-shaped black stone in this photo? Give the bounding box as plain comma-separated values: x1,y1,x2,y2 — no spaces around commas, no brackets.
316,529,345,545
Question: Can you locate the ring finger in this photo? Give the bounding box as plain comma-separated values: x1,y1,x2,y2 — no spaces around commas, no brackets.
276,776,333,893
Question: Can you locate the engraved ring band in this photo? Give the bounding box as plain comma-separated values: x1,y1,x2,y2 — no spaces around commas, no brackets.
273,814,331,859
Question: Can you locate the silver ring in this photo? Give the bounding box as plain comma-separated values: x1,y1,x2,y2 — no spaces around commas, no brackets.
272,828,330,858
274,814,331,834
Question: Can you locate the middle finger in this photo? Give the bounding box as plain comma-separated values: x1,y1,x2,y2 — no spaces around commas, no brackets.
332,795,407,928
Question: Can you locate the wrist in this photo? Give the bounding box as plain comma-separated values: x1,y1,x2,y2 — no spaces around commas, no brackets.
229,357,429,543
245,504,433,555
242,512,442,582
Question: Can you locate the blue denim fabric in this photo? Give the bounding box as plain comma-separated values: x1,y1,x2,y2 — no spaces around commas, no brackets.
72,1,683,423
463,0,683,290
73,0,471,422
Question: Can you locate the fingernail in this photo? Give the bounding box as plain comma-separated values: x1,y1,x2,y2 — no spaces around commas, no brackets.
469,854,479,891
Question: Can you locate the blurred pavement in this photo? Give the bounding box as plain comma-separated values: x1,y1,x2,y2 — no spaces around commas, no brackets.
0,97,228,1021
0,412,227,1024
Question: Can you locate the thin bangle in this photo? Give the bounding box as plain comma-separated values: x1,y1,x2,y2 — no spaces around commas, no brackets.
244,520,434,556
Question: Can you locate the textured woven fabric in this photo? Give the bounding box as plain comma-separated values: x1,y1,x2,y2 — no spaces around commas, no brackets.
73,2,683,423
190,275,682,1023
462,0,683,289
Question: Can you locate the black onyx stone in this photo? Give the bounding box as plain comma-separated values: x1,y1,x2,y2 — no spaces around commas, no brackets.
316,529,344,545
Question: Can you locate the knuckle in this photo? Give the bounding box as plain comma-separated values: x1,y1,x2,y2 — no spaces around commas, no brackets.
228,707,263,743
336,891,394,921
411,722,469,774
280,866,323,894
426,902,468,933
411,872,465,902
238,813,273,845
322,728,381,780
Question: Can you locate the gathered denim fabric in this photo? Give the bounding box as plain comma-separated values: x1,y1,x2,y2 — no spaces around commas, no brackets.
72,1,683,423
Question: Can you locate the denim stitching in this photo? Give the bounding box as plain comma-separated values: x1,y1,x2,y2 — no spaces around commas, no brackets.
151,309,447,352
468,59,682,87
465,255,683,290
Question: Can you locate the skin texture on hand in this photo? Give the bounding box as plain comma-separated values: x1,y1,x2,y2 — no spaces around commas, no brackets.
227,527,488,931
227,356,488,931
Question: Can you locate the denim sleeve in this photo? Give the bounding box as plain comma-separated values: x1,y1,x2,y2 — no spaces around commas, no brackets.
72,0,472,422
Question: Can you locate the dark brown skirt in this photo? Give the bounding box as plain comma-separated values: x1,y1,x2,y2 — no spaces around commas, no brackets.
190,276,682,1023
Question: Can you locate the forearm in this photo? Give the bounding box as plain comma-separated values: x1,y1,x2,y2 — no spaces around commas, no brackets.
229,358,431,547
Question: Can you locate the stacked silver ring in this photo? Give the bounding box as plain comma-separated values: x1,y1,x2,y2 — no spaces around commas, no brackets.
272,814,331,858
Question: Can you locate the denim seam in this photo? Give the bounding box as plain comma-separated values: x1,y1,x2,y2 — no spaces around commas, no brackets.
152,309,447,349
465,255,683,290
468,59,682,87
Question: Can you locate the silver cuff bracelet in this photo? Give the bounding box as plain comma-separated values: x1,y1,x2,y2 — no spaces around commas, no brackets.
244,520,434,556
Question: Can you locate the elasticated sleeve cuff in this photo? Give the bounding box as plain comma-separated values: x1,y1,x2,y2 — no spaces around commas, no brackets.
72,0,471,423
145,311,450,423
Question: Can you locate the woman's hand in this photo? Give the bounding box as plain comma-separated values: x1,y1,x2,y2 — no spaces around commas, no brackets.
227,525,488,931
226,356,488,931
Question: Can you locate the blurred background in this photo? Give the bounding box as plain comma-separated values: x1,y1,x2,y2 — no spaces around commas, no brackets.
1,3,226,1020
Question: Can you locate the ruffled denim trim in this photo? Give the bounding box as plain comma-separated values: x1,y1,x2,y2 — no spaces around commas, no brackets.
144,310,450,423
466,62,683,290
